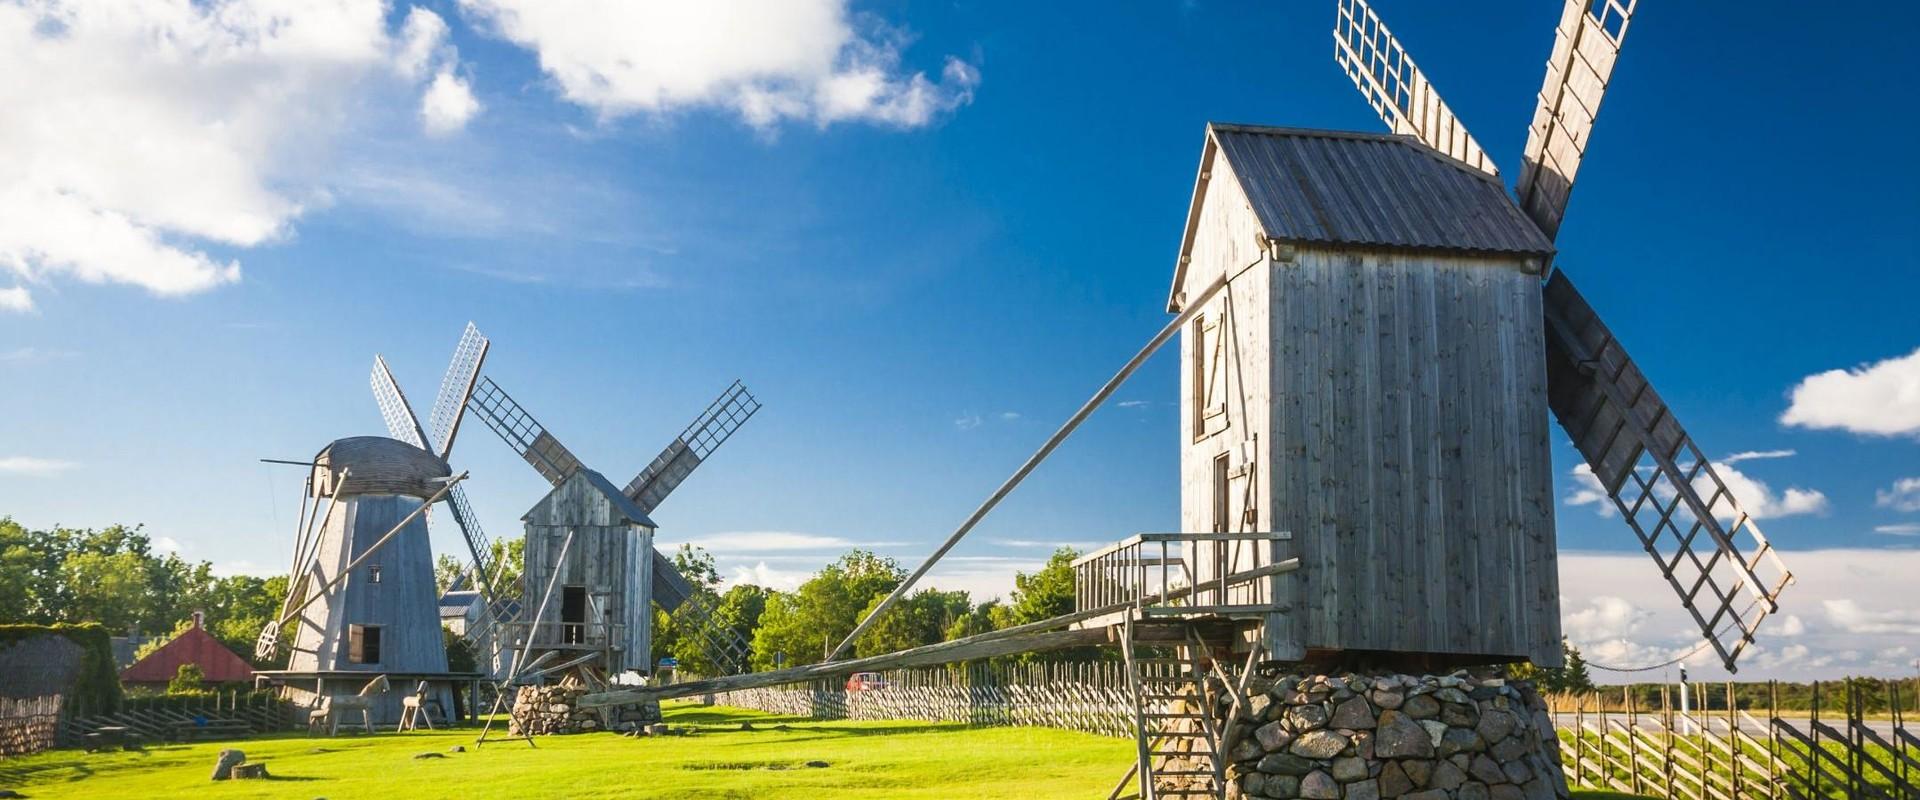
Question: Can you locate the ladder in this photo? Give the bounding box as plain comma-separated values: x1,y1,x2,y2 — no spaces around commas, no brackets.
1112,616,1225,800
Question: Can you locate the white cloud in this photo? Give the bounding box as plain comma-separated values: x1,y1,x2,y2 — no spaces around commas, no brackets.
457,0,978,129
1558,549,1920,680
730,561,805,591
954,413,982,430
1781,347,1920,437
1709,460,1828,519
1723,449,1795,464
998,411,1020,421
421,70,482,135
1563,464,1615,517
1875,477,1920,512
0,285,31,312
1822,599,1920,636
0,1,473,306
1873,523,1920,536
1117,400,1151,409
0,346,75,364
0,456,78,476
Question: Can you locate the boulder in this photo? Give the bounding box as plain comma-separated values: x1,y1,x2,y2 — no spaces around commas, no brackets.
1492,784,1528,800
1377,761,1413,797
1440,702,1480,728
1428,759,1467,791
1330,696,1377,729
211,749,246,781
1491,735,1529,762
1458,782,1490,800
230,763,269,780
1402,791,1449,800
1475,708,1515,743
1434,688,1471,705
1264,775,1301,798
1469,755,1508,785
1257,752,1317,776
1419,720,1449,748
1285,703,1330,732
1256,720,1295,751
1401,694,1440,720
1374,711,1434,759
1346,778,1380,800
1400,758,1433,788
1290,730,1348,760
1371,690,1405,710
1300,770,1340,800
1243,772,1267,797
1330,756,1368,782
1502,759,1534,785
1438,727,1485,758
1232,737,1267,762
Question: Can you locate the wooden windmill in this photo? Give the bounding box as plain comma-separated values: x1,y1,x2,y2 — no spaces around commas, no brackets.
579,2,1798,796
251,324,495,722
466,375,762,679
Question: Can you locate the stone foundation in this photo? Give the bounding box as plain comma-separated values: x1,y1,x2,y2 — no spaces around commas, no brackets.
1227,671,1567,800
509,678,660,735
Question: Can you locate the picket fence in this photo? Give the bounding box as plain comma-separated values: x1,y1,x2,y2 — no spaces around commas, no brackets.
1552,679,1918,800
713,660,1139,738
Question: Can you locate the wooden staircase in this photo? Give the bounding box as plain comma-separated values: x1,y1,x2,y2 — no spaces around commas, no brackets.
1111,616,1226,800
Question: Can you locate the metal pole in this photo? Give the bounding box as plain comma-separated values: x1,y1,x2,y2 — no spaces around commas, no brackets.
830,264,1246,660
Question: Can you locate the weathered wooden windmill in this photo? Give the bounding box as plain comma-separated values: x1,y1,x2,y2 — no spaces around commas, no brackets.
465,375,762,685
582,2,1799,796
252,326,498,723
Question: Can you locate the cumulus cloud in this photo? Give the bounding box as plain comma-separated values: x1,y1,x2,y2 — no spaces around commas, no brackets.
0,456,78,476
1708,460,1828,519
0,1,475,308
1875,477,1920,512
1822,599,1920,636
1781,347,1920,437
1722,449,1795,464
1873,523,1920,537
457,0,978,129
421,70,482,135
1563,464,1616,517
0,285,31,312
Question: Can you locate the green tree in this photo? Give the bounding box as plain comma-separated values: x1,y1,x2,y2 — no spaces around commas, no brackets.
750,550,904,670
856,588,973,658
168,663,205,694
1512,638,1597,694
1005,547,1078,626
60,550,153,631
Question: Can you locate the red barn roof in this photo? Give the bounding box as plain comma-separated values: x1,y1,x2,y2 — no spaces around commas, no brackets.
119,613,254,685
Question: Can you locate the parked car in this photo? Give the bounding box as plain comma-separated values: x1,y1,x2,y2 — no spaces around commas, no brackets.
845,672,890,691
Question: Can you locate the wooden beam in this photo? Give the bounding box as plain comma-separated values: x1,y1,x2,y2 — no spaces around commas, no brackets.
579,627,1109,708
828,265,1243,661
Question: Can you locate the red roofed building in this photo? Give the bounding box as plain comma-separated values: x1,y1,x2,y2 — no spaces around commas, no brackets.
119,612,255,687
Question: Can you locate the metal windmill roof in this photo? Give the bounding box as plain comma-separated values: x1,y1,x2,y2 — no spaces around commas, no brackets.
1170,124,1554,310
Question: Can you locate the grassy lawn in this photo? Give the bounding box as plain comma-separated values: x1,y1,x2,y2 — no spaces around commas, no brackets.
0,703,1133,799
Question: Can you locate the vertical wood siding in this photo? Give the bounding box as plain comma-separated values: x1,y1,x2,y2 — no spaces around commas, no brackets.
288,495,450,675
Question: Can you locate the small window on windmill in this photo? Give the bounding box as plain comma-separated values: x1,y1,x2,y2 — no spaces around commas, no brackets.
348,624,382,664
1191,310,1229,441
367,564,382,584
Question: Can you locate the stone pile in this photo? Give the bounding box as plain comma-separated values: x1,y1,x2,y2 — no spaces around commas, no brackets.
1227,671,1566,800
509,677,660,736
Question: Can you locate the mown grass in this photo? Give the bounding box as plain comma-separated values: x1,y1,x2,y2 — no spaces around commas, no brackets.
0,703,1132,799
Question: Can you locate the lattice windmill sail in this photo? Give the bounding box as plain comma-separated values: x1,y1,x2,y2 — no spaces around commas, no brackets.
370,323,519,674
468,375,761,676
1328,0,1791,671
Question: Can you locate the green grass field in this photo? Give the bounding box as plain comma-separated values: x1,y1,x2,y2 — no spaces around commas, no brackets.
0,703,1134,799
0,704,1658,799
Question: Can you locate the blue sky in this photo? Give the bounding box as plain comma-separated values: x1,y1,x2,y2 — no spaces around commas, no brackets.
1,0,1915,679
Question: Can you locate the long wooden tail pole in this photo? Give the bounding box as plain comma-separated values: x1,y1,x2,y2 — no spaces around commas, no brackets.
828,266,1242,661
270,472,467,630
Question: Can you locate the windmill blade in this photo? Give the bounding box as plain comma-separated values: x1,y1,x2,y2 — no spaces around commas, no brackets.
427,322,490,460
467,376,585,486
623,380,761,515
1541,269,1793,672
1332,0,1498,175
371,356,428,449
1515,0,1639,240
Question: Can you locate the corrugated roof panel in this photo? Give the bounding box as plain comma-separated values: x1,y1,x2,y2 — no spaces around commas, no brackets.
1210,124,1554,257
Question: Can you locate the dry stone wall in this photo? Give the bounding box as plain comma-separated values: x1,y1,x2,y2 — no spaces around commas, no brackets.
1229,671,1567,800
509,678,659,735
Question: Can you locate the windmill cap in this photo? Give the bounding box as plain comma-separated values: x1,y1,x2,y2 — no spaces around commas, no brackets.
311,436,452,499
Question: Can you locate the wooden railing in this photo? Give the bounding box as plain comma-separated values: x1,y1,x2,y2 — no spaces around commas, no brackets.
1070,532,1295,617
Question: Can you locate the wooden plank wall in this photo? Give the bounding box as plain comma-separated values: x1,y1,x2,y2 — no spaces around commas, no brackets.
1263,248,1559,664
522,473,654,673
288,496,451,674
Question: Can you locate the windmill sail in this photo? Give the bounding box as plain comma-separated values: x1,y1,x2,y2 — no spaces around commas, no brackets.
623,381,761,515
427,322,489,460
372,356,429,449
1515,0,1639,240
1542,270,1792,672
1332,0,1498,176
468,376,586,485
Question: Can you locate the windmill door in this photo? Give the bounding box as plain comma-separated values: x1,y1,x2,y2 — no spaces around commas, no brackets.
561,586,586,644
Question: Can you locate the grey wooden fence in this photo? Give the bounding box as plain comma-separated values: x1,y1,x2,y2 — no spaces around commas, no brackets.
712,660,1137,738
60,690,296,746
1552,679,1917,800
